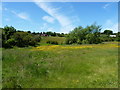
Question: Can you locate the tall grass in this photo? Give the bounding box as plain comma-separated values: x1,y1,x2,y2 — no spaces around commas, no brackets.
2,42,118,88
40,36,66,45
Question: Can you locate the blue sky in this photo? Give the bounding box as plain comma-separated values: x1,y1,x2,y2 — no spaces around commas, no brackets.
2,2,118,33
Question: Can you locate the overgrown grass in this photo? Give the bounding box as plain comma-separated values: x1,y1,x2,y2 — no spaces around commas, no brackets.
2,42,118,88
40,36,66,45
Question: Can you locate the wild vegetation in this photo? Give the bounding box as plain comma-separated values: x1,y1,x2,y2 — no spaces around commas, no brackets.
1,24,119,48
40,37,66,45
1,23,119,88
2,42,119,88
2,26,41,48
65,23,119,44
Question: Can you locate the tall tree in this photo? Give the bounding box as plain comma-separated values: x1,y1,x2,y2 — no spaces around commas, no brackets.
3,26,16,40
103,30,113,35
66,23,102,44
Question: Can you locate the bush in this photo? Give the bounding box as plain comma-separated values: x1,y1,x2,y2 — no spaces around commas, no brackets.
77,39,82,44
116,37,120,41
3,39,16,48
85,34,95,44
100,35,116,42
46,41,58,45
6,38,16,46
66,23,102,45
82,40,89,44
12,32,41,47
1,26,41,48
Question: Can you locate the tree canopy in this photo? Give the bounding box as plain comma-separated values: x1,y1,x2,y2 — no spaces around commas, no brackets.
103,30,113,35
2,26,41,48
66,23,102,44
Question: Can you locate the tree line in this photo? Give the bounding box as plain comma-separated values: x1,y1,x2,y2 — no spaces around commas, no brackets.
1,26,41,48
0,24,120,48
65,23,120,44
28,31,66,37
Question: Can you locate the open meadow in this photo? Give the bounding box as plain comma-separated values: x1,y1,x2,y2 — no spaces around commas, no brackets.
1,1,119,88
2,40,119,88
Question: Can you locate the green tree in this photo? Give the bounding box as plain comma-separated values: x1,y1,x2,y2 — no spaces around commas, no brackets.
3,26,16,41
66,26,83,44
2,26,41,48
65,23,101,44
103,30,113,35
13,32,28,47
13,32,41,47
116,32,120,41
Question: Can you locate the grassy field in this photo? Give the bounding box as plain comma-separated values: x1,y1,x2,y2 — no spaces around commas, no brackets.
2,40,119,88
40,36,66,45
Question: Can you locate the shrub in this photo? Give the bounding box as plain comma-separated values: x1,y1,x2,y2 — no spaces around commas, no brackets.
6,38,16,46
3,39,16,48
66,23,102,44
11,32,41,47
77,39,82,44
116,37,120,41
2,26,41,48
82,40,89,44
3,26,16,40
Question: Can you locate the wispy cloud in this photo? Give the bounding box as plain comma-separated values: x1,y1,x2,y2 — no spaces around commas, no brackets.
33,0,75,33
47,27,54,32
103,4,110,9
104,23,118,33
39,23,55,32
11,10,30,21
3,7,30,21
42,15,55,23
103,19,118,33
34,2,71,27
105,19,113,26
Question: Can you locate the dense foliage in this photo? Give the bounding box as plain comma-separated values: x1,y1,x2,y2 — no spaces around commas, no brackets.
32,31,66,37
65,23,119,44
1,24,120,48
2,26,41,48
65,23,102,44
103,30,113,35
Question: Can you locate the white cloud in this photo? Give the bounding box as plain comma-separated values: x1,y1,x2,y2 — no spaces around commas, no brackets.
47,27,54,32
105,19,113,25
109,23,118,33
33,0,75,33
103,20,118,33
34,2,71,27
17,13,30,20
11,10,30,21
42,15,55,23
105,23,118,33
103,4,110,9
39,23,55,32
60,24,75,33
3,8,30,21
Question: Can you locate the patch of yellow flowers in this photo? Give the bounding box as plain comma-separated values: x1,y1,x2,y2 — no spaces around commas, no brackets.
32,43,120,51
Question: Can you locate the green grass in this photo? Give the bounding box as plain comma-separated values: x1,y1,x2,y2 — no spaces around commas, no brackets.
2,42,118,88
40,36,66,45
